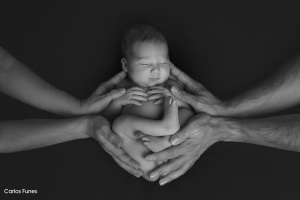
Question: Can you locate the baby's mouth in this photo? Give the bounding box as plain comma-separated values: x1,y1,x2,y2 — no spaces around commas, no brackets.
149,77,160,80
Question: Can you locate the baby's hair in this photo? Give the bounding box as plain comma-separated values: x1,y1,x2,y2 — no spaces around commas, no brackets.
121,24,168,58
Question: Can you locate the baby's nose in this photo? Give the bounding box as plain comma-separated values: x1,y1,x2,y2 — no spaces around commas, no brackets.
151,65,160,73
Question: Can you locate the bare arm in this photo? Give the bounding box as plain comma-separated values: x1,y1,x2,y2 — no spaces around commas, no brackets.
146,113,300,185
101,87,148,123
168,55,300,117
223,54,300,117
0,117,88,153
225,114,300,152
0,47,127,117
0,47,81,116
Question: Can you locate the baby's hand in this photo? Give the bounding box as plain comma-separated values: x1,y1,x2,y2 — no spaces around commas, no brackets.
147,86,188,108
147,86,175,105
114,87,148,106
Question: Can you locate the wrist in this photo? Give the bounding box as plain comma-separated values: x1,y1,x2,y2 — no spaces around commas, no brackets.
212,100,237,117
76,115,92,139
213,116,242,142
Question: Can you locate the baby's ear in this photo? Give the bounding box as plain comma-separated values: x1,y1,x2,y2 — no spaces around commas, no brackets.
121,58,128,72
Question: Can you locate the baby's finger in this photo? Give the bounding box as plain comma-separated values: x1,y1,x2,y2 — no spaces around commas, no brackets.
128,90,148,97
148,94,164,100
153,99,164,105
130,100,142,106
147,89,164,95
131,95,148,101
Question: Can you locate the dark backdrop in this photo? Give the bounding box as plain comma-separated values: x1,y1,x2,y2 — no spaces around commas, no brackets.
1,1,300,199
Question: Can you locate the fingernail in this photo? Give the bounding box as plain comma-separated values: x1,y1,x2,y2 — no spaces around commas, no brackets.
159,179,168,186
171,86,179,93
169,97,173,105
134,174,140,178
145,156,155,161
170,137,179,145
150,173,158,179
141,137,149,142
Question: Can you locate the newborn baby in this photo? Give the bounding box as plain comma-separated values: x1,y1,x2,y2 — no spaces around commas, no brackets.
102,24,194,180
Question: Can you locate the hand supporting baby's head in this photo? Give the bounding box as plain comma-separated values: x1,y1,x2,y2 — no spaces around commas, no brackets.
121,24,170,87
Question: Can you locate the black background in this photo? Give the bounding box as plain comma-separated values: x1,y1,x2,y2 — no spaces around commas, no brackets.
1,0,300,199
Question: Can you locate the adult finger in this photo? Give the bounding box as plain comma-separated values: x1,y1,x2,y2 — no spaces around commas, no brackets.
94,71,127,95
97,133,141,169
169,63,195,87
159,160,195,186
98,124,122,148
148,156,184,181
170,86,198,110
111,155,143,177
169,119,197,146
99,88,126,108
145,145,186,161
102,145,143,177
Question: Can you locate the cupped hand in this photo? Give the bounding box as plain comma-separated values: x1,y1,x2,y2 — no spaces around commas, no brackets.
145,114,227,185
169,63,225,115
79,71,127,115
86,115,143,178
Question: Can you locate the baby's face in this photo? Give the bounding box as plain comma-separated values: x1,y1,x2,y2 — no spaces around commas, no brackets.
123,41,170,87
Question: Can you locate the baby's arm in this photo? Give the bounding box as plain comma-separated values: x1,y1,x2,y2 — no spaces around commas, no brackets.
147,79,192,109
113,96,194,138
101,87,148,123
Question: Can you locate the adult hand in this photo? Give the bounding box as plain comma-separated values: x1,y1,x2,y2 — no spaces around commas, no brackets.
86,115,143,178
169,63,225,116
79,71,127,115
144,113,227,185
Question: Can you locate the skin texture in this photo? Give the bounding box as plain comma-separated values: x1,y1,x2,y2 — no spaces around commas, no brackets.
121,41,170,87
102,41,194,179
143,57,300,185
0,46,143,177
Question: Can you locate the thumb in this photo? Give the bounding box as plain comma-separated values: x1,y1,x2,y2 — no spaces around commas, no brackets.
169,125,191,146
102,88,126,102
171,86,197,108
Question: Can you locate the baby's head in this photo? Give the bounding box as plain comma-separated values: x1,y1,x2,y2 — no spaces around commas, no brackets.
121,24,170,87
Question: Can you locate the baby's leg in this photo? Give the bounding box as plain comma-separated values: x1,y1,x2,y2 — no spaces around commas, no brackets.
112,97,180,179
138,107,194,152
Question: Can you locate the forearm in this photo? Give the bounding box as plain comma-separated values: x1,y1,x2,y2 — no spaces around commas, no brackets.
0,48,81,117
220,53,300,118
0,117,89,153
221,114,300,152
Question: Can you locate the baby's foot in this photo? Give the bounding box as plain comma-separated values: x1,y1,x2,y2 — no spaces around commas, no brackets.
161,96,180,133
137,133,171,152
